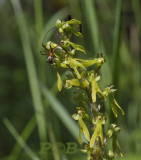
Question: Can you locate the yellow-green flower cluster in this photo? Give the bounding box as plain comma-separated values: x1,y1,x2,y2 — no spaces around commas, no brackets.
43,18,125,160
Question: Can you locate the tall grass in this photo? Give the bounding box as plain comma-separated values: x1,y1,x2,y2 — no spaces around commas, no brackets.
1,0,141,159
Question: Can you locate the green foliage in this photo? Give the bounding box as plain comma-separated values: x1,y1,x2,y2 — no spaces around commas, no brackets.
1,0,141,159
44,18,125,160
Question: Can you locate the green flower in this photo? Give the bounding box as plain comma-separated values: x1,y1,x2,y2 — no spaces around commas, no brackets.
68,58,86,79
57,72,62,91
90,114,105,148
88,72,102,102
72,108,90,144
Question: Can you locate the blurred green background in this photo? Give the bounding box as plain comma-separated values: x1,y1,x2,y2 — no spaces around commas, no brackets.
0,0,141,160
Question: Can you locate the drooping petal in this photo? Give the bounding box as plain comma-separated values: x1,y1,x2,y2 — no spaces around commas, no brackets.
67,19,81,25
90,120,103,148
67,41,86,54
57,72,62,91
111,96,124,117
78,117,90,142
91,80,98,102
114,98,125,115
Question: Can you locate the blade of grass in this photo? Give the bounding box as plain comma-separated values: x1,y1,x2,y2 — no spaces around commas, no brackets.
110,0,122,123
112,0,122,87
8,116,36,160
46,120,61,160
10,0,47,142
34,0,43,37
3,118,40,160
83,0,99,51
40,83,80,141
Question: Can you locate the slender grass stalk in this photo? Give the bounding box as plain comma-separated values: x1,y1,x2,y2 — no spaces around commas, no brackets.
110,0,122,123
10,0,47,142
8,116,36,160
83,0,99,51
34,0,43,37
3,118,40,160
46,120,60,160
41,83,81,141
112,0,122,87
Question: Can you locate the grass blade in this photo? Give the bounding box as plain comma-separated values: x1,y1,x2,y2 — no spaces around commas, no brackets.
34,0,43,37
10,0,47,142
8,116,36,160
40,83,79,141
112,0,122,87
83,0,100,51
3,118,39,160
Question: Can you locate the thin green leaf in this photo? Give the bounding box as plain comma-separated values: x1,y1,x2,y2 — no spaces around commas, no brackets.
112,0,122,87
3,118,39,160
10,0,47,142
8,116,36,160
40,83,79,141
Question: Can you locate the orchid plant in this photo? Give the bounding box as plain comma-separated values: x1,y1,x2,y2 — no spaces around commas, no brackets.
42,18,124,160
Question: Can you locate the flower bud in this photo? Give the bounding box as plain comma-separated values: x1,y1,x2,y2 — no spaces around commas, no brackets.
56,19,62,28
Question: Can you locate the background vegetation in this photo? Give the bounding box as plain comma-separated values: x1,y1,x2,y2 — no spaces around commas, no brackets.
0,0,141,160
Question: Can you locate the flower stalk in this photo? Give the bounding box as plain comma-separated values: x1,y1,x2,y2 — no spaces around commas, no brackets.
42,18,124,160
